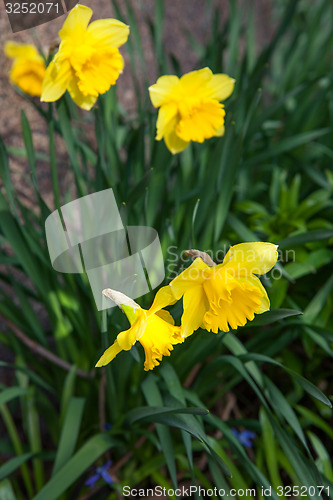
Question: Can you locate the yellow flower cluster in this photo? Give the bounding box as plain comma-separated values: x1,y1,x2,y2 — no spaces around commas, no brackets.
96,242,278,371
4,4,234,152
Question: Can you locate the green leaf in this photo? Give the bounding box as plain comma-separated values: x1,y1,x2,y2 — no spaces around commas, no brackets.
264,377,310,453
246,128,330,166
140,411,231,477
52,397,86,476
302,274,333,324
246,308,302,327
307,432,333,482
0,387,28,406
160,364,194,470
32,434,119,500
142,375,177,489
278,229,333,249
0,363,54,394
0,453,35,482
259,408,282,489
21,110,37,188
238,353,332,407
125,406,209,426
295,405,333,440
0,479,17,500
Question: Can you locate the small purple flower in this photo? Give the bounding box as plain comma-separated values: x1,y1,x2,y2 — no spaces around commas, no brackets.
104,423,112,431
85,460,113,489
232,428,256,448
85,473,100,489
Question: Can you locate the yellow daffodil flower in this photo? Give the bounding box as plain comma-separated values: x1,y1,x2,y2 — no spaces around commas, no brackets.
4,42,46,97
148,67,235,154
96,289,183,371
151,243,278,337
41,4,129,110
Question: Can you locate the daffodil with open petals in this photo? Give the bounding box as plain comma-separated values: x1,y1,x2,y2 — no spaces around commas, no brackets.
96,289,183,371
41,4,129,110
4,42,46,97
151,243,278,337
149,67,235,154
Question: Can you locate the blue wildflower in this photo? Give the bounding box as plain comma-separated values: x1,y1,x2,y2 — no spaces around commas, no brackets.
85,460,113,489
232,428,256,448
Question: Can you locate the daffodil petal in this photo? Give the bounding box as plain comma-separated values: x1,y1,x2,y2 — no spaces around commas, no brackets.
179,67,212,91
149,285,176,315
214,124,225,137
149,258,208,314
223,242,279,276
170,258,208,299
87,19,130,48
206,74,235,101
59,4,92,40
4,41,40,60
117,315,147,350
41,60,72,102
164,129,189,154
181,285,209,338
155,310,175,325
156,103,178,140
67,75,98,110
149,75,179,107
95,339,122,367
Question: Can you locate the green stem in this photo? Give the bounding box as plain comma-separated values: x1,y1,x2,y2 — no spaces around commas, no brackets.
101,307,119,423
0,404,34,498
48,105,61,211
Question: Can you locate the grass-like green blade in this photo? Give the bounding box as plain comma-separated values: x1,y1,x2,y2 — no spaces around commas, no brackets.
0,387,28,406
0,479,17,500
32,434,119,500
295,405,333,440
259,407,282,489
307,432,333,482
142,375,177,489
264,377,310,453
302,274,333,324
20,110,37,189
245,308,302,327
238,353,332,407
245,128,330,166
0,453,35,482
52,397,86,476
278,229,333,249
160,364,194,471
125,405,209,426
0,363,54,394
